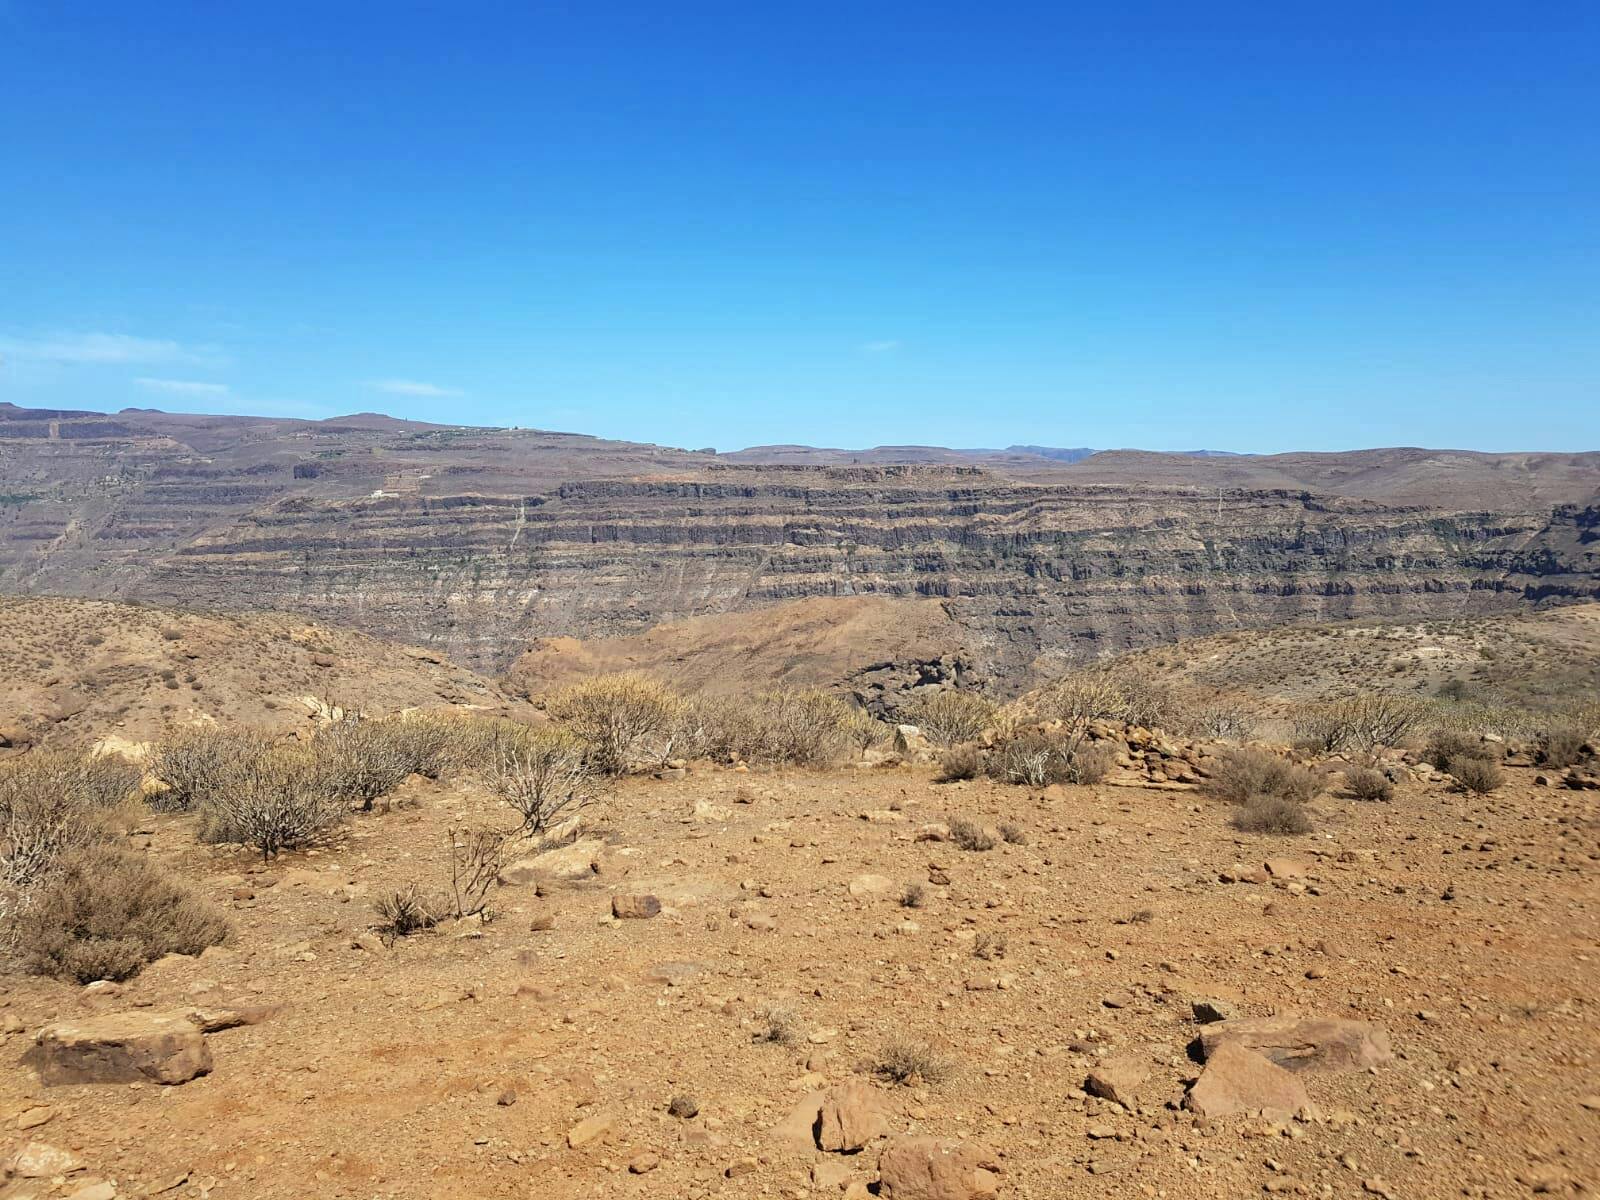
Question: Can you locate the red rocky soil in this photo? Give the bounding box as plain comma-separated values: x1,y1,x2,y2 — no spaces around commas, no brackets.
2,761,1598,1198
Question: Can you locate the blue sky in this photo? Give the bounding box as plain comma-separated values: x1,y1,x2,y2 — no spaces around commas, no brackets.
1,2,1596,452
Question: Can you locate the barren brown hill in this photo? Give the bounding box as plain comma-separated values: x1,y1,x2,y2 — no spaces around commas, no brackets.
0,595,521,753
508,595,980,705
1109,602,1600,717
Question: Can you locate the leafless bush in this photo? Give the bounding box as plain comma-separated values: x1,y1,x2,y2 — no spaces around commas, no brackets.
948,816,996,852
147,726,269,812
373,884,439,941
1450,756,1504,795
445,825,509,920
839,705,891,753
1293,695,1427,754
1203,747,1323,804
675,690,862,767
1191,702,1256,741
196,746,343,860
16,844,229,983
489,728,598,835
749,690,856,766
875,1040,951,1086
936,745,982,782
545,673,682,774
1344,766,1395,802
899,882,926,909
1231,796,1313,835
0,754,118,896
905,691,996,748
311,717,417,811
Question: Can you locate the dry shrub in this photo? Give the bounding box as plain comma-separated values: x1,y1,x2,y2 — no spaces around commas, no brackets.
148,726,269,812
754,1004,799,1046
1231,796,1313,835
904,691,995,748
1191,702,1255,741
0,753,120,896
935,745,982,782
1293,695,1427,754
1536,725,1588,769
875,1040,952,1086
899,882,926,909
1450,756,1504,795
948,816,996,852
676,690,860,767
748,690,856,766
987,730,1113,787
489,728,598,835
545,673,681,774
373,884,438,941
1030,667,1178,731
1203,747,1323,804
839,706,891,753
311,717,416,811
973,931,1007,960
1344,766,1395,802
1424,729,1497,771
17,844,228,983
196,746,343,860
997,821,1028,845
445,825,509,919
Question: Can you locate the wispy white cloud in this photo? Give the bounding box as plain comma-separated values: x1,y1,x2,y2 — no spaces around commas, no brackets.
0,331,219,366
364,378,465,398
135,377,232,398
860,340,901,353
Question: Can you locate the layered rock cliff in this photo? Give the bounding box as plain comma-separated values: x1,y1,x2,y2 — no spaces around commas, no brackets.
1,404,1595,688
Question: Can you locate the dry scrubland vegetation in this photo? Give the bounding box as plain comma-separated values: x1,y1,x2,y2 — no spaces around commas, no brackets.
5,665,1596,984
1,633,1599,1197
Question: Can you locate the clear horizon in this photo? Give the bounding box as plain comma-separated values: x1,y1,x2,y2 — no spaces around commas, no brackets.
2,3,1596,453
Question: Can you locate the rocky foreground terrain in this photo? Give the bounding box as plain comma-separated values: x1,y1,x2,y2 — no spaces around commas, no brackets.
2,738,1597,1199
1,402,1596,685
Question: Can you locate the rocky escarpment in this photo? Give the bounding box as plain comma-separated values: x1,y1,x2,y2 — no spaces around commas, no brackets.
0,405,1595,688
126,477,1600,683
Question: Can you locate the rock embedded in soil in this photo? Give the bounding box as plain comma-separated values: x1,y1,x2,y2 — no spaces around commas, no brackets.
816,1080,889,1152
1197,1016,1393,1073
1183,1041,1313,1120
611,893,662,919
876,1136,1002,1199
24,1011,213,1086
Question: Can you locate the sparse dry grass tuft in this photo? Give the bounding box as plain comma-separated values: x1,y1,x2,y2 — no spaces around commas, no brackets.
1231,796,1314,835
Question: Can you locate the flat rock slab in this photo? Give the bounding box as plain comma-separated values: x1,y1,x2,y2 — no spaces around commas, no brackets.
499,837,607,885
1185,1040,1312,1120
24,1011,212,1085
1198,1016,1393,1073
1085,1052,1151,1106
876,1136,1001,1200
